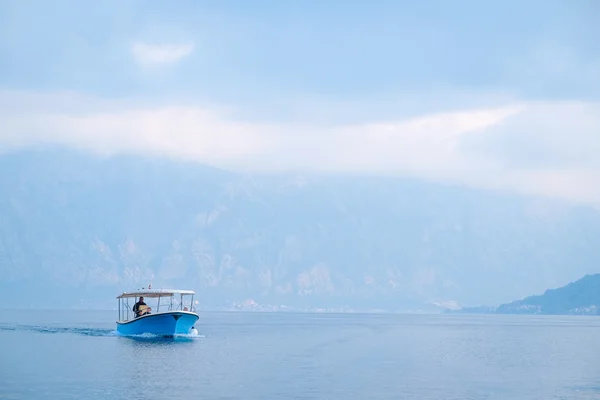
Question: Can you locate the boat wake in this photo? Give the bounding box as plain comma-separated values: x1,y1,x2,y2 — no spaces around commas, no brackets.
0,323,205,340
0,324,118,337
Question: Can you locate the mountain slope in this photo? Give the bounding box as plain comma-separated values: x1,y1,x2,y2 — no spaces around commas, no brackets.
1,148,599,310
494,274,600,315
454,274,600,315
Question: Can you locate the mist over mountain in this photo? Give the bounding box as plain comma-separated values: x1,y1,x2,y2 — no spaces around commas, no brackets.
1,148,599,311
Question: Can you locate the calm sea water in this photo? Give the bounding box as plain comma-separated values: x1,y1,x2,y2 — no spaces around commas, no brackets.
1,310,600,399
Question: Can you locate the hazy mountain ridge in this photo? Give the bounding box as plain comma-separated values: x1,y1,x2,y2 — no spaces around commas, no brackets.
1,148,599,310
454,274,600,315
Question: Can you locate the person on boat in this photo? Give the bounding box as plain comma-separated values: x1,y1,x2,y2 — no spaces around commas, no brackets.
133,296,150,317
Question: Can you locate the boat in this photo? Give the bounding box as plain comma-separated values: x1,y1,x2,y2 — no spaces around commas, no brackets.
115,287,199,337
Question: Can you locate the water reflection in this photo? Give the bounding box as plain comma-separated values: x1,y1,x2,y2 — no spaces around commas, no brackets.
116,333,201,345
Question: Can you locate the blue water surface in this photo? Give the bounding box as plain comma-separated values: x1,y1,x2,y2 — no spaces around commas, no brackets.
1,310,600,399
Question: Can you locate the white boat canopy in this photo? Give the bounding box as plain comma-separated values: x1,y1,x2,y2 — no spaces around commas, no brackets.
116,289,195,299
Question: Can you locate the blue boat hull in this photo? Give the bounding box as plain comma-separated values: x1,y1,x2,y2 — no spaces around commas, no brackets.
116,311,199,336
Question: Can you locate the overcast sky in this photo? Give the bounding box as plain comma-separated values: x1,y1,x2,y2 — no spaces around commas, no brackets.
1,0,599,206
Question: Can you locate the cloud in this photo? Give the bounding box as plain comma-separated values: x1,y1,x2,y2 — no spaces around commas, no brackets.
460,102,600,169
1,90,599,207
132,42,195,66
